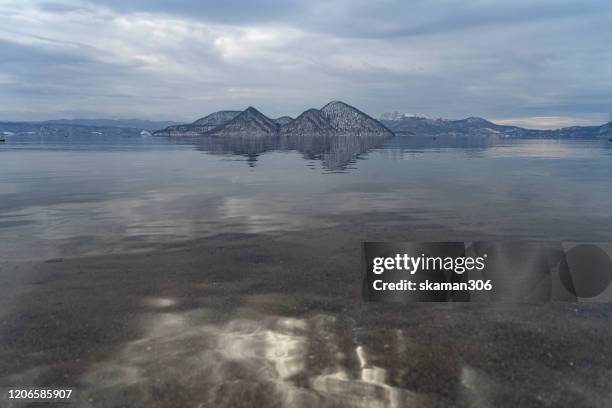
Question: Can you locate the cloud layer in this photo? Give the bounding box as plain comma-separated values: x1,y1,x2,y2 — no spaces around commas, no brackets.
1,0,611,127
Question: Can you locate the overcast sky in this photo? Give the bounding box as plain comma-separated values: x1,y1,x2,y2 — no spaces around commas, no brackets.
1,0,611,128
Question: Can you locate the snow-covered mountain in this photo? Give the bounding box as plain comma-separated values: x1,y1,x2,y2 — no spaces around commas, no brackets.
159,111,241,136
192,111,241,129
153,101,394,138
280,109,335,135
320,101,393,137
210,107,279,137
380,115,612,138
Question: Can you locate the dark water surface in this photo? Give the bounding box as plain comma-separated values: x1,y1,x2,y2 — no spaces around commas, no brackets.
1,133,612,407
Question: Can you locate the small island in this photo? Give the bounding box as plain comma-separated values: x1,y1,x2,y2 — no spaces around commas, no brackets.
153,101,394,138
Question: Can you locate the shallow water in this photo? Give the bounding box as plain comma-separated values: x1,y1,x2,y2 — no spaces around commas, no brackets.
1,132,612,407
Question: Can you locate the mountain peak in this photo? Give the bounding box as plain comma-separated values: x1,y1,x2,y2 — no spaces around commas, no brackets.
320,101,394,137
321,100,351,110
210,106,278,136
463,117,493,125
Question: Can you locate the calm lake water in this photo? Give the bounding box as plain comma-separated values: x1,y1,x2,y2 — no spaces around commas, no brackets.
2,133,612,407
1,133,611,261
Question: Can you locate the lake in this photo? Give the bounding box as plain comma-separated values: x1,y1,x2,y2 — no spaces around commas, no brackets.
1,132,612,407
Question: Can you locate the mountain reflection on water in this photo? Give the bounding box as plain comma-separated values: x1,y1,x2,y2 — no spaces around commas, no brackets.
168,132,612,170
172,133,393,171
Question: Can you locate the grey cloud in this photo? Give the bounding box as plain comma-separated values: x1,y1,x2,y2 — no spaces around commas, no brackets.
79,0,607,39
85,0,308,23
0,0,611,125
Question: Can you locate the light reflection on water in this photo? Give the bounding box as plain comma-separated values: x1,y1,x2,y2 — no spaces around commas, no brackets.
81,299,433,407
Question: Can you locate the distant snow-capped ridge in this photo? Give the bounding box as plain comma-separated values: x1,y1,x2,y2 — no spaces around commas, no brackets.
153,101,394,138
379,113,612,138
379,111,432,121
